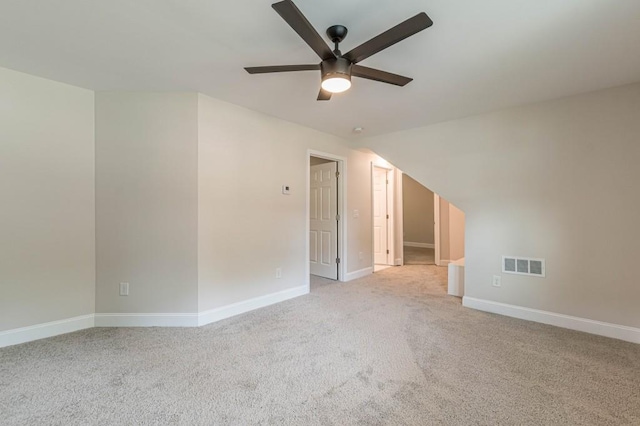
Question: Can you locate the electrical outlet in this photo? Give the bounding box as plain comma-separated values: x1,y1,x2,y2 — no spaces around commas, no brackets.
492,275,501,288
275,268,282,279
359,252,364,261
119,282,129,296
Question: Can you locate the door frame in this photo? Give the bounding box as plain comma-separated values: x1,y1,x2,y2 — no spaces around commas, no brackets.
434,193,442,266
307,150,347,285
371,163,398,268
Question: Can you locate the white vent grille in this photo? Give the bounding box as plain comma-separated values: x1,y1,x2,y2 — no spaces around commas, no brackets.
502,256,545,277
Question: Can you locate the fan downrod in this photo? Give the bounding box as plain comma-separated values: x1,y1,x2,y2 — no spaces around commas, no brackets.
326,25,348,55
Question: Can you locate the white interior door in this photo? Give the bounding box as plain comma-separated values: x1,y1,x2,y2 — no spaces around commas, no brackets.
373,166,389,265
310,162,338,279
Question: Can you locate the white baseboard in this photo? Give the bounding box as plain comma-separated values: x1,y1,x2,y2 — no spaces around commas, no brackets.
403,242,435,249
95,313,198,327
344,267,373,282
95,286,308,328
0,314,95,348
437,259,451,267
199,285,308,326
463,297,640,344
2,286,310,346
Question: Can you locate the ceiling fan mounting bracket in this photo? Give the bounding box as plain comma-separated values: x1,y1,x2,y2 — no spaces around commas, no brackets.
326,25,348,44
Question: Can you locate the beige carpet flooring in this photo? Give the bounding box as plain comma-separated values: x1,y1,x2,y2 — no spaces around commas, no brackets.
1,265,639,425
403,246,435,265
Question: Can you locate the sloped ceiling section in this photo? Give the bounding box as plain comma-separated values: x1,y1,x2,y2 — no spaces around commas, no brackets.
0,0,639,139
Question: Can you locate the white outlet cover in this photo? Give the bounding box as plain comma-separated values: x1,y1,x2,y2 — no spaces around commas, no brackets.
492,275,501,287
119,282,129,296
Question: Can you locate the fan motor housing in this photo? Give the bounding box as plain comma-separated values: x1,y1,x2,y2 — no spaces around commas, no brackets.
321,57,352,81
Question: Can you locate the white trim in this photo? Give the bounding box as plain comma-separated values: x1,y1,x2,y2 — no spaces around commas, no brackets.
394,169,404,267
463,297,640,344
387,168,396,267
403,242,435,249
95,313,198,327
307,150,347,282
434,193,441,265
199,285,308,326
0,314,95,348
95,285,309,328
344,267,373,281
3,286,310,346
439,259,451,266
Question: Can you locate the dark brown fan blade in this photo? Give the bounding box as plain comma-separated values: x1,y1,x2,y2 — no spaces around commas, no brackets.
351,65,412,86
317,88,332,101
245,64,320,74
343,12,433,64
272,0,335,61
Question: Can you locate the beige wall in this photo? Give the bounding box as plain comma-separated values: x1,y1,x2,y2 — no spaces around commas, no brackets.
197,94,377,312
358,82,640,329
0,67,95,331
7,65,636,339
93,92,379,316
402,175,434,245
95,92,199,314
449,203,465,261
1,79,381,328
437,196,465,262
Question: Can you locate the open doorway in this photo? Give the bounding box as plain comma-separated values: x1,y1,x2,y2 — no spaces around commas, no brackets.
386,168,466,296
434,194,465,267
307,151,346,286
434,193,466,297
402,174,436,265
372,163,400,272
401,174,465,275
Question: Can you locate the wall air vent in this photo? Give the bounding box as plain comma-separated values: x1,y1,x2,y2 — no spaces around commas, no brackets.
502,256,545,277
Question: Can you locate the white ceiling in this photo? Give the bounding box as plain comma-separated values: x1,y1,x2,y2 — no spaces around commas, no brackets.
1,0,639,139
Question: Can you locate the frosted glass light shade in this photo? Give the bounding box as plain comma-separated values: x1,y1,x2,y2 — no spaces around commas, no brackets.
321,76,351,93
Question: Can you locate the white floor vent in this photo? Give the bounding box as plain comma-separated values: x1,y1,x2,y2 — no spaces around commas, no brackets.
502,256,545,277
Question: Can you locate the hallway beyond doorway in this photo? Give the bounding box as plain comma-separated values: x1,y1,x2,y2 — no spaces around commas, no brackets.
403,246,435,265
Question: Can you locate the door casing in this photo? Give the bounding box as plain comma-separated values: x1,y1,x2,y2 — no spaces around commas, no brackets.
310,161,338,279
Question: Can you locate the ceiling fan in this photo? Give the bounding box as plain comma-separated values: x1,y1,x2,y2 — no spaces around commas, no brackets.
245,0,433,101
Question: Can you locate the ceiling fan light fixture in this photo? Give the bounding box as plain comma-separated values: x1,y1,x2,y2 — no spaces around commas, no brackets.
321,76,351,93
320,57,352,93
245,1,433,100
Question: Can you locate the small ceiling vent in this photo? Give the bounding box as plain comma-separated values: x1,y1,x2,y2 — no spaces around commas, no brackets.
502,256,545,277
